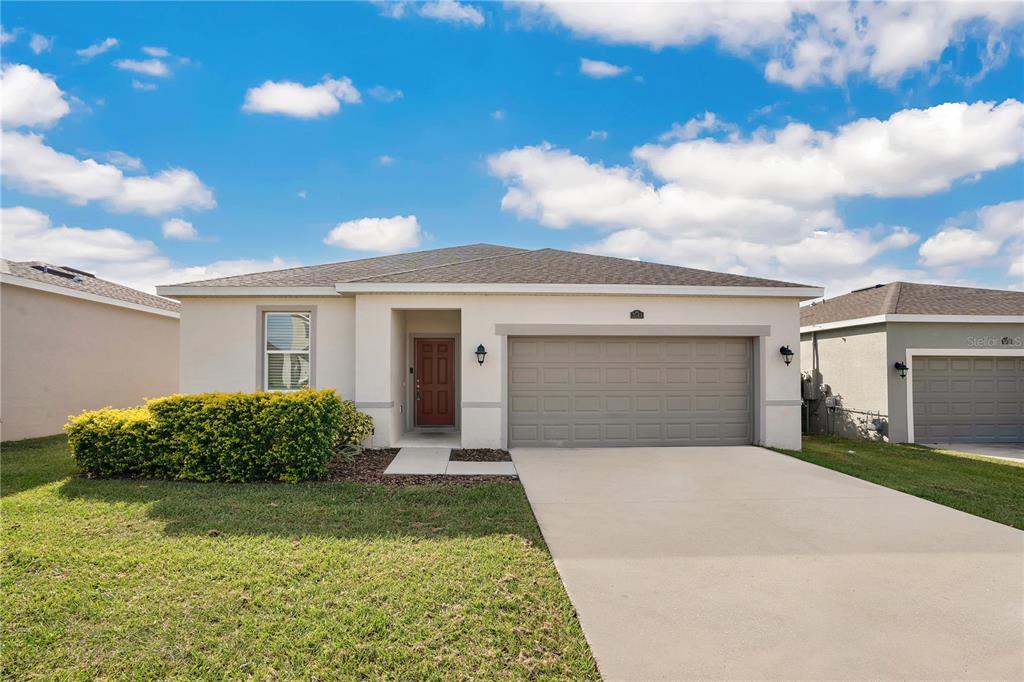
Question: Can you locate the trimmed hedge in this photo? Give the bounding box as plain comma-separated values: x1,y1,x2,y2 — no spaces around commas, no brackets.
65,389,373,482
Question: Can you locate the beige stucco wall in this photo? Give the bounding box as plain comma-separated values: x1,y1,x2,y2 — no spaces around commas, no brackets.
0,283,179,441
799,324,889,439
177,292,804,450
178,296,355,397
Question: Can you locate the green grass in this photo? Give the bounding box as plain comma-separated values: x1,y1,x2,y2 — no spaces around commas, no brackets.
1,436,598,680
774,435,1024,530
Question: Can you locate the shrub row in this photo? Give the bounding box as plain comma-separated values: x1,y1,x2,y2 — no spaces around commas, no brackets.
65,389,373,482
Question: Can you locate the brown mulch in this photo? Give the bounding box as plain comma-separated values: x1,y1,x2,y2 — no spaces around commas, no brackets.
449,448,513,462
326,448,517,486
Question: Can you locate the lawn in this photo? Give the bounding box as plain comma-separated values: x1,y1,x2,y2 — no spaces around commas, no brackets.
774,435,1024,530
1,436,598,680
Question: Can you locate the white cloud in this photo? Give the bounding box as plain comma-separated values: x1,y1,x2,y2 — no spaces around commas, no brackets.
418,1,484,26
522,2,1024,88
587,130,608,141
491,109,505,121
297,190,307,199
0,26,19,44
102,150,144,171
919,200,1024,269
131,79,157,92
77,37,118,58
161,218,199,240
242,75,361,119
323,215,422,253
0,206,295,294
0,64,71,128
29,34,52,54
378,154,395,167
142,46,169,58
382,1,484,26
658,112,739,142
579,57,629,79
368,85,404,102
114,59,170,78
488,99,1023,289
1,130,216,214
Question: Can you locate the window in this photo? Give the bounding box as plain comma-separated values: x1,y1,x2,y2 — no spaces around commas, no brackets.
264,312,311,391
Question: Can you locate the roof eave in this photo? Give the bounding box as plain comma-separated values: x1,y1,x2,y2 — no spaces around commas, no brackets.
801,313,1024,333
333,282,825,299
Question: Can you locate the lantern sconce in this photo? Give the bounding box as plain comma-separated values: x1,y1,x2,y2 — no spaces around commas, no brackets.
779,345,794,366
475,344,488,366
893,361,908,379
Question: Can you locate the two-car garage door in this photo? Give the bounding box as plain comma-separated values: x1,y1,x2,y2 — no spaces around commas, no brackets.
508,336,753,447
912,355,1024,443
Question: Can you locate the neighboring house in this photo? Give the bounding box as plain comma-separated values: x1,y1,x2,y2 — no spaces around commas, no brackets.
1,260,180,441
800,282,1023,444
157,244,821,450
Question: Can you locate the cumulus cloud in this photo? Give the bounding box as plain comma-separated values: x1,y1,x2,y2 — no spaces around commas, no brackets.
587,130,608,141
488,99,1024,290
242,75,361,118
382,1,484,26
521,2,1024,88
102,150,144,171
29,34,52,54
579,57,630,79
323,215,422,253
142,46,169,58
161,218,199,240
131,79,157,91
0,206,295,293
0,64,71,128
114,58,171,78
659,112,739,142
1,130,216,214
919,200,1024,275
377,154,395,167
0,26,19,44
77,37,118,58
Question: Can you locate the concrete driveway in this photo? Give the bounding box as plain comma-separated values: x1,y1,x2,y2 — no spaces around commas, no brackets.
925,442,1024,463
512,446,1023,681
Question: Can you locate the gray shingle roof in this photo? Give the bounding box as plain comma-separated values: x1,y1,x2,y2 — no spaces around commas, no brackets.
801,282,1024,326
168,244,811,289
2,260,180,313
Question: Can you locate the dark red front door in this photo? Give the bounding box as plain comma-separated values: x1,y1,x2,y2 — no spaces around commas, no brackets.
415,338,455,426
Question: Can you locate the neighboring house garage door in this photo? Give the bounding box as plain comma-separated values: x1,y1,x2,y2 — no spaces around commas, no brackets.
508,336,753,447
912,356,1024,443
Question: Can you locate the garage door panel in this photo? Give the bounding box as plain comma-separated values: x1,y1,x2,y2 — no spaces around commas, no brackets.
913,354,1023,443
509,336,752,447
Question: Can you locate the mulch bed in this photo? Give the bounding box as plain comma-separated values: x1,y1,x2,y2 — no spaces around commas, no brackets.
449,448,513,462
326,448,517,486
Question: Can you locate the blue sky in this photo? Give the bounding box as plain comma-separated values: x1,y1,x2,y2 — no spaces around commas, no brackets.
1,1,1022,295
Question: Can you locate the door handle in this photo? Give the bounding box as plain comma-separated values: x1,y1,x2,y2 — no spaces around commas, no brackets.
415,381,421,401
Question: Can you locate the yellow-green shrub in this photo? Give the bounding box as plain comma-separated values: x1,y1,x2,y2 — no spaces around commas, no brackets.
65,407,157,477
65,389,372,482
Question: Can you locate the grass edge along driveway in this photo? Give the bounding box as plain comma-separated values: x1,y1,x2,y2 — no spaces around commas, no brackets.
1,435,599,680
773,435,1024,530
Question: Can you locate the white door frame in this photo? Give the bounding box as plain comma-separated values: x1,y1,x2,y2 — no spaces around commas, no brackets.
904,347,1024,443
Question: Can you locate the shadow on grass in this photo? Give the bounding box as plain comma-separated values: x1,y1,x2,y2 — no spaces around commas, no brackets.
57,474,540,542
1,435,77,497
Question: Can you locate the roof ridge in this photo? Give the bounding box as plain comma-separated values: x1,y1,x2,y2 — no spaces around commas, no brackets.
343,247,533,282
884,281,904,314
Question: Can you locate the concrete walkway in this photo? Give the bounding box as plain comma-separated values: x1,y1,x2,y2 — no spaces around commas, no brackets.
513,446,1023,681
383,447,517,476
925,441,1024,463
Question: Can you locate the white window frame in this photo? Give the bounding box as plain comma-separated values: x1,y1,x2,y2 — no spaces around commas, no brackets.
263,311,312,392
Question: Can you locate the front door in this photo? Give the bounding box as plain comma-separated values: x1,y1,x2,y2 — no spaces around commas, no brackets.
415,337,455,426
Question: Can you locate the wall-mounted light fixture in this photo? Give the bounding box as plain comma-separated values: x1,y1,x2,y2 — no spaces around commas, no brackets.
893,361,908,379
475,344,488,365
779,345,794,366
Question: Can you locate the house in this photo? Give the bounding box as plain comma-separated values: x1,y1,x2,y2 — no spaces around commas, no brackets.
800,282,1023,444
156,244,823,450
1,260,180,441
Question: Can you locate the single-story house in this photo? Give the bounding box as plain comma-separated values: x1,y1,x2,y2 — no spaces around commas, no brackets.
157,244,823,450
800,282,1023,444
1,260,180,441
